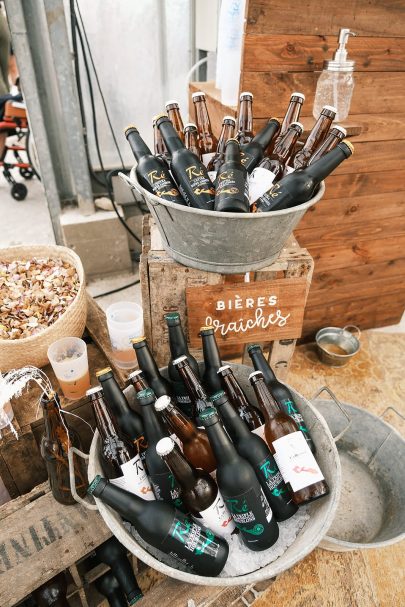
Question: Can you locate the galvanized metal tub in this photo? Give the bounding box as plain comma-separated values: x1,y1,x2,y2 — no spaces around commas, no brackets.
316,325,361,367
87,362,340,586
312,388,405,551
121,169,325,274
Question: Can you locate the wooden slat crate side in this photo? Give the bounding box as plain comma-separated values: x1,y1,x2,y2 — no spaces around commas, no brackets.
245,0,405,37
243,34,405,72
0,429,47,496
241,71,405,116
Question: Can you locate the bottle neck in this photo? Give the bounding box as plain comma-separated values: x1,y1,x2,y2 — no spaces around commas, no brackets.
168,323,188,358
303,114,333,153
163,404,197,442
142,404,167,446
217,399,251,439
222,372,249,406
304,145,349,182
194,98,213,136
272,127,301,162
178,364,208,401
238,99,253,139
163,447,197,487
129,375,149,393
100,376,130,416
136,343,161,380
185,129,199,152
224,140,242,165
252,378,280,418
42,396,69,447
205,420,239,463
250,349,276,381
217,123,235,155
126,130,152,162
280,99,302,137
250,120,280,150
154,124,167,156
98,481,144,519
158,119,184,154
91,394,119,442
308,129,343,165
167,107,184,141
202,333,222,368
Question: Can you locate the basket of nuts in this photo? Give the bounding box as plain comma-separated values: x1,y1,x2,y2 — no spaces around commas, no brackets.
0,245,87,371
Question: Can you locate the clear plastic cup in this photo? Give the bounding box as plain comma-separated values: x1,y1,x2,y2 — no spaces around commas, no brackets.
47,337,91,400
106,301,143,369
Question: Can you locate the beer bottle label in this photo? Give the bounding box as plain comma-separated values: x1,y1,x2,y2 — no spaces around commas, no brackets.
251,424,266,440
202,152,215,167
146,170,180,199
207,170,217,182
280,398,311,440
149,470,183,509
216,169,248,200
185,164,215,198
258,183,293,212
110,455,155,500
249,167,276,204
258,454,287,495
162,513,221,566
273,431,324,492
224,486,272,542
192,491,236,537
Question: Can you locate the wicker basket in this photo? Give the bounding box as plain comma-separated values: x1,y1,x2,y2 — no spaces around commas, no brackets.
0,245,87,371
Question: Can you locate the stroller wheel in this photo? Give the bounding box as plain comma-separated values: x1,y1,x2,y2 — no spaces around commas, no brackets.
11,182,28,201
19,167,34,180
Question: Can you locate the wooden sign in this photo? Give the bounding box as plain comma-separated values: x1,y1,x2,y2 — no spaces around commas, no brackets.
186,277,308,346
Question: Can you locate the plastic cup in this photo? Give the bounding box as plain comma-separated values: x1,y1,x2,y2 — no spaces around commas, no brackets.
106,301,143,369
47,337,91,400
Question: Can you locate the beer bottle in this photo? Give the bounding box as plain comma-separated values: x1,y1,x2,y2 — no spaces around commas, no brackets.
124,126,184,205
33,573,69,607
165,311,200,417
156,114,215,210
95,537,143,605
156,437,236,537
248,344,315,452
131,337,174,399
293,105,336,169
96,367,147,456
88,476,229,576
88,386,154,501
240,118,280,173
249,372,329,506
191,91,218,166
155,395,216,473
237,92,254,144
200,408,279,551
211,391,297,521
153,118,169,159
173,355,211,421
128,369,149,393
165,100,185,142
95,571,127,607
257,139,353,212
136,389,183,507
184,123,201,159
275,92,305,144
40,391,87,505
215,139,250,213
207,116,236,175
259,122,303,182
217,365,264,432
200,326,223,395
307,125,347,166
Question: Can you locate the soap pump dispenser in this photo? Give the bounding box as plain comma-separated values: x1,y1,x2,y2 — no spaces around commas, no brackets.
313,28,356,121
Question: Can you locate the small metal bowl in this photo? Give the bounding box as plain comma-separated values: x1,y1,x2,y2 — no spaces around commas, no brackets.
315,325,361,367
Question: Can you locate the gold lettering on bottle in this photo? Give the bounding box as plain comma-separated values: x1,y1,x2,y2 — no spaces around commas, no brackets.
186,165,204,179
147,169,166,183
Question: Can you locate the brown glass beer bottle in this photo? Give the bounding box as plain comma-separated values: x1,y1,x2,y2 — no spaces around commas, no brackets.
217,365,264,432
293,105,336,169
259,122,303,181
173,355,211,420
275,92,305,144
184,123,201,159
153,118,169,159
237,92,254,144
128,369,149,393
307,125,347,165
166,100,185,142
192,91,218,165
207,116,236,174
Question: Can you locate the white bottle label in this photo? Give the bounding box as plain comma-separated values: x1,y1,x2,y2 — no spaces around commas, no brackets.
248,167,276,204
192,491,236,537
202,152,215,167
110,455,155,500
207,170,217,182
251,424,266,441
273,431,324,492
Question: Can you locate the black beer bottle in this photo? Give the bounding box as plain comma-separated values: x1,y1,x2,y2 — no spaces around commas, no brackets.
88,476,229,576
96,367,147,456
211,391,297,521
307,125,347,166
200,326,223,395
165,311,200,417
237,92,254,144
33,573,69,607
259,122,303,182
275,92,305,144
156,437,236,537
137,388,183,508
173,355,211,421
184,123,201,159
88,386,154,500
95,570,128,607
128,369,149,393
95,537,143,605
200,407,279,551
207,116,236,175
215,139,249,213
131,337,174,399
257,140,354,212
124,126,184,205
40,391,87,505
249,372,329,506
156,114,215,210
240,118,280,173
248,344,315,452
217,365,264,432
293,105,336,169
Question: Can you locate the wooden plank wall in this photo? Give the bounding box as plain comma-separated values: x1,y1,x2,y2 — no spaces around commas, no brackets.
242,0,405,336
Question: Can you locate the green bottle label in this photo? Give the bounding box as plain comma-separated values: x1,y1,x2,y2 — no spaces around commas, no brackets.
224,487,272,541
163,514,221,560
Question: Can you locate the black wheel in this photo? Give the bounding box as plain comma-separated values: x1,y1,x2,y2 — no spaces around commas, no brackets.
11,182,28,201
19,167,34,180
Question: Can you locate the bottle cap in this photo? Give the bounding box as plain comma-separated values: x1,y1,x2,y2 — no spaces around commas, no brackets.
155,394,172,411
332,125,347,136
136,388,155,402
124,125,138,136
226,137,239,144
184,122,197,129
173,355,188,366
199,325,214,333
156,437,175,456
210,390,226,402
291,92,305,100
164,311,180,325
199,407,219,425
87,475,107,497
130,336,146,348
153,112,168,121
86,386,103,396
248,370,264,381
96,367,112,378
290,121,304,131
247,344,261,353
165,100,179,107
240,92,253,99
192,91,206,99
223,115,236,123
321,105,337,114
339,139,354,156
217,365,231,374
128,369,144,380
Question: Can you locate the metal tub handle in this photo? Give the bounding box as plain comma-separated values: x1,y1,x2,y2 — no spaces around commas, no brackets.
68,446,98,510
342,325,361,340
312,385,352,443
368,407,405,466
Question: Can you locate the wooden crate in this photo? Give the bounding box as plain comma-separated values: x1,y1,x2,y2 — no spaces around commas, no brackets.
140,216,313,380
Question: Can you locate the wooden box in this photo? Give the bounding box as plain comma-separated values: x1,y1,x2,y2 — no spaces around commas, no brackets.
140,216,313,379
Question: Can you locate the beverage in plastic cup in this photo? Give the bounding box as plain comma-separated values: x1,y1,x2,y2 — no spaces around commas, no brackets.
106,301,143,369
47,337,91,400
